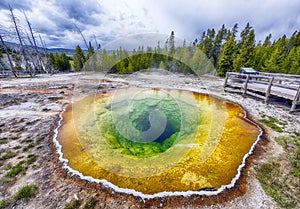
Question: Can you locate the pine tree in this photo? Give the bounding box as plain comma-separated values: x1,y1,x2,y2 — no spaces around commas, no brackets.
216,35,238,76
231,23,239,38
51,52,70,71
264,47,285,73
159,61,165,69
294,47,300,74
168,31,175,56
176,44,191,66
73,45,85,71
294,31,300,47
285,47,297,74
200,28,216,59
212,24,228,67
263,35,286,73
233,29,256,71
156,41,162,54
253,44,267,70
49,53,55,67
60,53,71,71
199,31,206,43
86,41,95,60
192,47,209,75
127,61,134,73
239,22,252,48
263,34,272,47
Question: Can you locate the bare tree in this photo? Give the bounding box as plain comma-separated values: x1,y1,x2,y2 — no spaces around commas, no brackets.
23,10,47,73
24,29,41,72
39,34,54,74
0,34,17,77
74,23,88,49
9,4,34,76
93,34,103,71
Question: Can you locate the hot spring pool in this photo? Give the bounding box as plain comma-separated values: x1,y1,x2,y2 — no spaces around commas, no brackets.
56,87,261,196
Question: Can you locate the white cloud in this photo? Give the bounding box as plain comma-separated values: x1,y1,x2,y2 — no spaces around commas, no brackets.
0,0,299,49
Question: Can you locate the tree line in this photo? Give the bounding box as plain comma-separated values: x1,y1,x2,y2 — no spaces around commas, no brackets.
1,12,299,77
211,23,300,76
76,31,214,75
74,23,300,76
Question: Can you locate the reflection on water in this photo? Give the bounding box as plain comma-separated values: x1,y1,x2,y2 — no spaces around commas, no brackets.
58,88,260,194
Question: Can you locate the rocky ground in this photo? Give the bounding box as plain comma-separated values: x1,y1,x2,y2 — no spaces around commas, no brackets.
0,72,299,208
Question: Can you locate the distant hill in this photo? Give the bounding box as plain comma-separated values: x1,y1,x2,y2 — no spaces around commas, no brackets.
46,48,78,57
2,41,87,57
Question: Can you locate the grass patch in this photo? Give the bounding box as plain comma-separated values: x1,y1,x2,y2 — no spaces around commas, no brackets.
27,154,37,165
257,162,297,208
5,162,26,178
260,116,284,132
0,138,8,145
0,151,16,161
0,199,8,209
25,119,39,125
35,136,45,144
21,139,33,143
0,176,15,186
15,127,25,132
14,185,38,202
276,135,300,179
257,134,300,208
22,143,35,152
18,118,25,123
65,199,80,209
2,98,22,107
293,130,300,137
48,96,63,101
275,136,288,147
10,136,18,141
260,113,267,118
83,197,98,209
13,145,22,150
291,136,300,178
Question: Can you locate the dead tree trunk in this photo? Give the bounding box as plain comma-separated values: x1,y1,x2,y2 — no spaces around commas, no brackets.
0,34,17,77
24,30,40,72
39,34,54,74
9,5,34,77
23,11,47,73
74,24,89,49
94,34,102,50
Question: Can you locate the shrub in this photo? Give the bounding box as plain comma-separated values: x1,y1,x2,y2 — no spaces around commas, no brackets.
84,197,98,209
27,154,37,165
14,185,38,202
65,199,80,209
0,199,8,209
5,163,25,178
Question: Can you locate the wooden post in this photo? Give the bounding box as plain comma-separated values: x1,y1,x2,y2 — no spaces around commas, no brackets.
242,75,250,96
223,72,229,88
265,77,274,103
290,85,300,112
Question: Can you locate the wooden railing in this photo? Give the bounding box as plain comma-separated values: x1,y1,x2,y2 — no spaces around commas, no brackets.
224,72,300,112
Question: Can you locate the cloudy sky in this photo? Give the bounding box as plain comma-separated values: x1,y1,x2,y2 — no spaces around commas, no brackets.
0,0,299,49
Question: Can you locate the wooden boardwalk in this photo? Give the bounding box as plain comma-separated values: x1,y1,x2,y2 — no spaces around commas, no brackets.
224,72,300,112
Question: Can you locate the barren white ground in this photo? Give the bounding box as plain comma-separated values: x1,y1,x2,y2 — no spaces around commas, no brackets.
0,72,299,208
